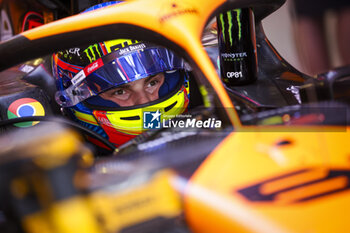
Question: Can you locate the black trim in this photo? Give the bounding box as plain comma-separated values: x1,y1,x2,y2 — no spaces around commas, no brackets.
0,116,116,151
0,0,285,72
0,25,187,71
204,0,285,29
120,116,141,121
164,101,177,112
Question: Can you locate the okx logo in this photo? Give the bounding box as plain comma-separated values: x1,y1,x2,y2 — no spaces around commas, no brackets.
143,110,162,129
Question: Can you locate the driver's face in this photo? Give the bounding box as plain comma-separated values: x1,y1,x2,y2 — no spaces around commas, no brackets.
99,73,165,107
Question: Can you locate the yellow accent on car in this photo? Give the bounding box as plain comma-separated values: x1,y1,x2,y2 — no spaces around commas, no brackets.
186,128,350,233
88,169,182,233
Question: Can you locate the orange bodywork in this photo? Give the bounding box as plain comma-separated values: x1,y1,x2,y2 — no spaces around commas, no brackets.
185,127,350,233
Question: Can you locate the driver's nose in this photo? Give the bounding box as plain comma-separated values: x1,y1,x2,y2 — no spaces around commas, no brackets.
134,91,152,105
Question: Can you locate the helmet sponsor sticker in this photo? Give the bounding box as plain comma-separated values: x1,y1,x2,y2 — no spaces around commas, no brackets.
117,43,146,56
71,70,86,86
85,58,104,76
71,58,104,86
7,98,45,127
67,48,81,56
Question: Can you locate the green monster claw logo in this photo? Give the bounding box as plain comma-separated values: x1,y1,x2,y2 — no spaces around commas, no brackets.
228,11,233,46
219,13,225,43
234,9,242,41
219,9,242,46
83,40,140,63
84,44,102,63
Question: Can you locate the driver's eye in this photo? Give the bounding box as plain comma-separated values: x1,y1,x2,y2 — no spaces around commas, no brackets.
114,89,126,95
149,80,159,87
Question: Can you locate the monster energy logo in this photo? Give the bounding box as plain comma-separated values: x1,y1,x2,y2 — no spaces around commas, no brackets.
84,44,102,63
83,40,140,63
219,9,242,46
235,9,242,41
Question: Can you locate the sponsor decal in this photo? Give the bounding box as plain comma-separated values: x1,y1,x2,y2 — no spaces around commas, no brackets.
84,44,102,63
71,58,104,86
117,43,146,56
97,116,114,128
108,39,139,53
67,48,81,56
85,59,103,75
83,40,141,63
7,98,45,127
219,9,242,45
159,1,198,23
221,52,247,60
227,71,243,78
71,70,86,86
237,168,350,204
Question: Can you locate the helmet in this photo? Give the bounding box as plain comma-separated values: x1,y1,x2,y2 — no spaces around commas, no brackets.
53,38,190,149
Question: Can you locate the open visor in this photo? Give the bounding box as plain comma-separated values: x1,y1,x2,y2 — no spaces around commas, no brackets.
56,43,187,107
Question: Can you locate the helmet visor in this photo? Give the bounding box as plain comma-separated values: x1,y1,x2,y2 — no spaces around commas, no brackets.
56,43,186,107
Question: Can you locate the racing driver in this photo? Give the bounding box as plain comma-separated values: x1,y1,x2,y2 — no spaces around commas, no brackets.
53,38,192,152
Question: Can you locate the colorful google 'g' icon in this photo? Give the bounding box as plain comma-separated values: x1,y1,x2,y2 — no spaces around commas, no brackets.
7,98,45,127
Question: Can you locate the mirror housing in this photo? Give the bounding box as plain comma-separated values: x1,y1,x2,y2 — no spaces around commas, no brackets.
300,65,350,104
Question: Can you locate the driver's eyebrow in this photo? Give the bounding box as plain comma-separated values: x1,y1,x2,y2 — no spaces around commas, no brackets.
144,74,157,82
112,74,159,90
115,83,130,89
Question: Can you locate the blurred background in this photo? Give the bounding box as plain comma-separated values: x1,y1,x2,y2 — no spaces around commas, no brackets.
263,0,350,76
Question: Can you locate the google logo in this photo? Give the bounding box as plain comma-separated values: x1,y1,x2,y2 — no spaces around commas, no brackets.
7,98,45,127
